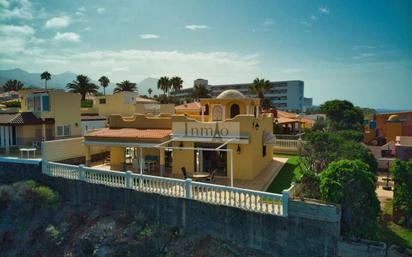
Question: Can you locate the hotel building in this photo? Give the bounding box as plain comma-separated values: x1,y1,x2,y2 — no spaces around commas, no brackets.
173,79,312,112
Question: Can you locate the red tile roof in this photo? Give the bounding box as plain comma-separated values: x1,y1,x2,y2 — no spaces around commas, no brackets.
85,128,171,140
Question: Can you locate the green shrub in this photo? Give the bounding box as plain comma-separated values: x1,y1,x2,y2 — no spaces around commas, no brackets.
391,160,412,227
320,160,380,238
1,100,21,108
81,100,93,108
335,130,364,142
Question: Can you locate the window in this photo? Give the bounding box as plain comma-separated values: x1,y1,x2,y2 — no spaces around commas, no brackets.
262,145,267,157
99,98,106,104
230,104,240,118
42,95,50,111
57,125,70,137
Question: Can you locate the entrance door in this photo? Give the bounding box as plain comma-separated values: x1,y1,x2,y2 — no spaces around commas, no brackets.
194,143,227,176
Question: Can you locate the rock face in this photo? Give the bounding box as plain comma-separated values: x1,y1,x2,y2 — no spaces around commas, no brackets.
0,181,271,257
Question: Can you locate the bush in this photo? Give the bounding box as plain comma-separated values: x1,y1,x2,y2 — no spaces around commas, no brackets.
81,100,93,108
336,130,364,142
1,100,21,108
341,141,378,173
320,160,380,238
391,159,412,227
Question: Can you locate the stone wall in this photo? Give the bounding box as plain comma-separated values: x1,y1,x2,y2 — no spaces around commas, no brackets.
0,161,342,257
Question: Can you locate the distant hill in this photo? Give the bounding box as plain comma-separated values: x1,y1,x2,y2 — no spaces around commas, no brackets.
0,68,98,90
137,77,161,96
0,69,162,96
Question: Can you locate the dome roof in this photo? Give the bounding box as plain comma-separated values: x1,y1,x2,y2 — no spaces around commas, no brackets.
388,114,400,121
216,89,246,99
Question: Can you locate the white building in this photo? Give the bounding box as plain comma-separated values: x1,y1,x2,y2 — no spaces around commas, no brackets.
173,79,309,112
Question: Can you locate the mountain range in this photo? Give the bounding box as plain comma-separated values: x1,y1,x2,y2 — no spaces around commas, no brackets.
0,68,161,95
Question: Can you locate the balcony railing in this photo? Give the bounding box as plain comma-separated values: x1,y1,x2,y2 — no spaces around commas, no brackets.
43,161,291,217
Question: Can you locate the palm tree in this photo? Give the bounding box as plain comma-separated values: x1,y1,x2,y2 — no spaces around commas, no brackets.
113,80,137,94
148,88,153,97
66,75,99,101
170,76,183,93
192,84,211,100
40,71,51,89
248,77,272,99
98,75,110,96
3,79,24,92
157,76,170,96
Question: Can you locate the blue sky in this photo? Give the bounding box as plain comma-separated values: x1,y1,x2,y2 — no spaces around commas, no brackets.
0,0,411,109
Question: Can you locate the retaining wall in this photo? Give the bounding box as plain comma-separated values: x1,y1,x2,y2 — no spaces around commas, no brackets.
0,161,341,257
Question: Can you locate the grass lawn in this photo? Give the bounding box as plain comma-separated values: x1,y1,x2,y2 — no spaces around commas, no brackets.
377,199,412,249
266,154,303,194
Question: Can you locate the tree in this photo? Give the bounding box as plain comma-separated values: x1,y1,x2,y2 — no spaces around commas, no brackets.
170,76,183,93
320,100,364,131
302,131,345,173
192,84,211,100
320,160,380,238
40,71,51,89
157,76,170,96
66,75,99,101
340,141,377,173
98,76,110,96
113,80,137,94
148,88,153,97
249,77,272,99
3,79,24,92
391,159,412,227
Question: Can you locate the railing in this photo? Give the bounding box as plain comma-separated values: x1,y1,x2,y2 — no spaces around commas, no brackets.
43,161,288,216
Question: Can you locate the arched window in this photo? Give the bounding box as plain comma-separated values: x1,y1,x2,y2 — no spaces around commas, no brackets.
204,104,209,115
230,104,240,118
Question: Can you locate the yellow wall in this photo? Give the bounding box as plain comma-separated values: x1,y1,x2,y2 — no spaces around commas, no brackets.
94,92,138,117
20,90,81,138
110,147,125,171
385,123,402,142
42,137,106,161
171,141,195,175
109,114,172,129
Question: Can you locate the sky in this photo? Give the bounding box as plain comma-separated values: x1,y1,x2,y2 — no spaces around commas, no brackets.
0,0,411,109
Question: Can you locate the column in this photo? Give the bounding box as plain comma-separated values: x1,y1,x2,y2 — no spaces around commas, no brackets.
85,145,91,167
159,148,165,176
246,105,249,115
41,124,46,141
199,150,203,172
0,126,4,148
5,126,10,154
120,147,126,172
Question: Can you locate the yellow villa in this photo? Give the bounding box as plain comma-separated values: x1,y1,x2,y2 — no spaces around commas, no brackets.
84,89,280,190
92,91,175,117
0,89,81,153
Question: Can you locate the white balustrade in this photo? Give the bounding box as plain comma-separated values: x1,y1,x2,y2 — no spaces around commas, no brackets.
42,161,287,216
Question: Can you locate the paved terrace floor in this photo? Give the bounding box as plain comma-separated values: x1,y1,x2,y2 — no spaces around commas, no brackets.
91,157,288,191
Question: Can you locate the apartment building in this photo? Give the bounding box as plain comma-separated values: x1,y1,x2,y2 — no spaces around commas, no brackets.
173,79,310,112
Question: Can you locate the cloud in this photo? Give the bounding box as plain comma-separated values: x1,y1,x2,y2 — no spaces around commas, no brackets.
97,7,105,13
0,0,33,20
140,34,160,39
78,6,86,12
84,27,92,31
310,15,317,20
352,45,376,51
112,67,130,72
263,18,275,26
319,6,329,14
0,0,9,8
53,32,81,42
0,24,34,34
45,16,71,29
300,21,312,27
351,53,376,60
184,25,209,31
0,24,35,53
